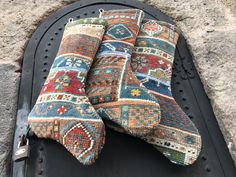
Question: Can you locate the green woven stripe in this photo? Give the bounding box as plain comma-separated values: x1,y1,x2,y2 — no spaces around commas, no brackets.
154,145,186,165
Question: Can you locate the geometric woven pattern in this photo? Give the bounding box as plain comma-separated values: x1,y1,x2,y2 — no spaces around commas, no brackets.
62,123,94,160
87,9,161,136
107,24,133,40
28,18,107,165
13,1,236,176
131,19,202,165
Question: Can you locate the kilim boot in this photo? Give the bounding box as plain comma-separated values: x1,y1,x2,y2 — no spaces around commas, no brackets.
105,19,202,165
86,9,161,136
131,20,201,165
28,18,107,165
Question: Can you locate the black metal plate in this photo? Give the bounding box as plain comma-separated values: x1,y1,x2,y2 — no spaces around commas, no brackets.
11,0,236,177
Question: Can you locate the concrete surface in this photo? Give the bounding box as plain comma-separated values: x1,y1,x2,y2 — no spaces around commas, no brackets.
0,0,235,176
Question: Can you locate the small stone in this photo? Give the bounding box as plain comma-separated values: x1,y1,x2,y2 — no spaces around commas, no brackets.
207,28,215,32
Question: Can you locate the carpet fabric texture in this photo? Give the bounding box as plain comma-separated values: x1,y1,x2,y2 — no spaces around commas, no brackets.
104,19,202,165
27,10,202,166
132,20,201,165
86,9,161,137
28,18,107,165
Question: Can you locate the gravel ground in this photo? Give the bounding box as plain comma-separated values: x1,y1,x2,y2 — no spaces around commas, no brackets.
0,0,235,176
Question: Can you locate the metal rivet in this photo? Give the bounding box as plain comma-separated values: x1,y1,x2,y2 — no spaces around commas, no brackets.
38,158,43,163
38,170,43,175
206,167,211,172
185,106,189,110
202,156,207,161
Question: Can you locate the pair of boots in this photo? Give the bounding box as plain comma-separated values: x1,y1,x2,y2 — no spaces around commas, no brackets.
28,9,201,166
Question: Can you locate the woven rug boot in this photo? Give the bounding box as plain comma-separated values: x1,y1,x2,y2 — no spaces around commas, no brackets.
130,19,201,165
28,18,107,165
86,9,161,136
